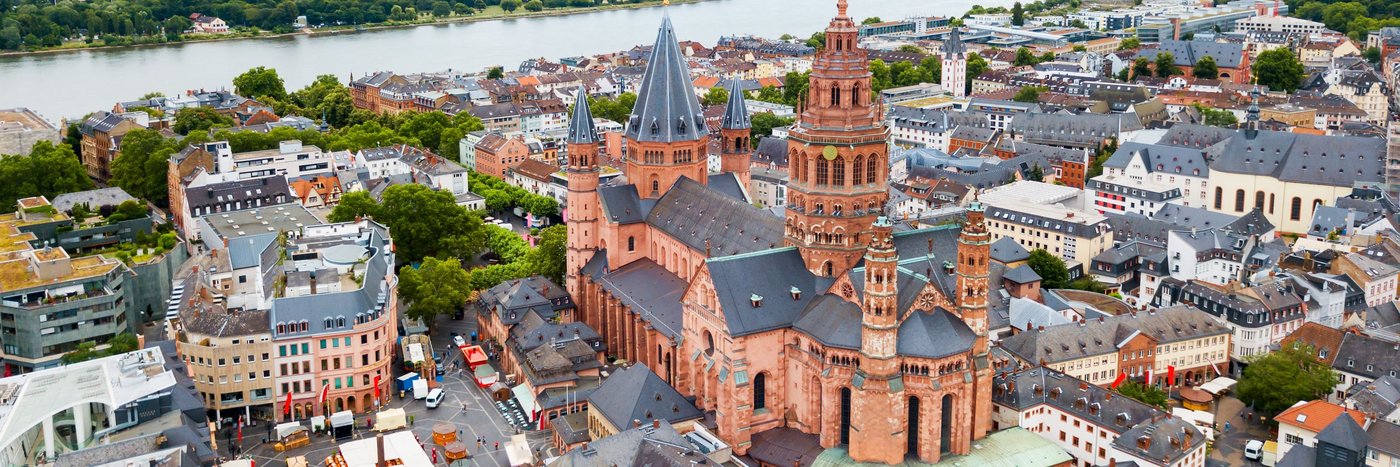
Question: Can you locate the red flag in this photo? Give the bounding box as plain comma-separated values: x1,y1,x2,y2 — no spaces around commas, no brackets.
373,375,382,398
319,384,330,406
237,424,243,444
284,391,292,415
1111,372,1127,389
1167,365,1176,386
1145,368,1154,386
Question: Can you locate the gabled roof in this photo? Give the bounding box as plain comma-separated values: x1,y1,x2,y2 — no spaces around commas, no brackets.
990,237,1031,263
944,27,966,56
1314,410,1369,452
627,15,706,143
1275,400,1367,434
644,177,781,257
588,365,702,430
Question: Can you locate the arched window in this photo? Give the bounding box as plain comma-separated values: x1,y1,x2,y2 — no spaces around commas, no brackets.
754,373,767,411
852,155,865,185
1254,191,1264,210
1290,197,1303,221
866,156,877,184
823,261,834,277
832,156,845,186
817,158,830,186
851,82,862,106
703,330,715,356
627,236,636,252
831,86,841,108
1234,189,1246,212
1269,193,1275,214
1214,187,1223,210
1312,199,1323,216
651,178,660,196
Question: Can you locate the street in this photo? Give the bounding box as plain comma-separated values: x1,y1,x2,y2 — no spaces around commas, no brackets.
239,312,556,466
1208,394,1273,466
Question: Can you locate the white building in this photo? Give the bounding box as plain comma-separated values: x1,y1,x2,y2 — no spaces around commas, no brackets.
1100,143,1211,209
1234,15,1327,34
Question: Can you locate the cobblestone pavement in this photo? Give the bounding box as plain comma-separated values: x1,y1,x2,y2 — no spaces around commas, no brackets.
239,313,557,466
1208,394,1273,466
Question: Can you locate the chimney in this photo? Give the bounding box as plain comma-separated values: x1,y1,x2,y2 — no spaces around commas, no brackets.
633,419,642,428
653,419,661,430
376,433,386,467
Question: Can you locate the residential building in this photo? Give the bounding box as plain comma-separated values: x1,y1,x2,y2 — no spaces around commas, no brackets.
1154,279,1306,366
78,111,143,180
475,133,530,179
981,181,1114,266
169,271,275,423
1331,252,1399,307
1165,228,1260,286
1274,400,1368,460
224,140,332,180
188,13,229,33
991,367,1208,467
999,305,1230,387
582,365,703,442
475,276,574,350
458,130,489,171
510,159,560,197
179,177,294,245
1097,142,1210,209
0,107,60,156
1301,67,1391,124
1235,15,1326,34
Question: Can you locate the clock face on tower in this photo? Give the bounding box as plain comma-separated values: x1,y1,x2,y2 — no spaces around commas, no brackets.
822,145,838,161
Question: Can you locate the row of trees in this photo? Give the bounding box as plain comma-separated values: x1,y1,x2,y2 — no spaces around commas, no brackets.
468,171,559,217
1291,0,1400,41
0,141,93,211
396,224,565,321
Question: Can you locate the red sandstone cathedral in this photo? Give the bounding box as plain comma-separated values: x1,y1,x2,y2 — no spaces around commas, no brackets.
564,1,992,462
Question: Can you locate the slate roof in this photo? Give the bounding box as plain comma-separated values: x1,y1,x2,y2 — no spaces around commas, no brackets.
549,422,690,466
627,16,706,143
268,226,393,338
791,295,864,350
588,365,702,431
1156,124,1234,149
1308,206,1349,237
1111,416,1207,466
1003,265,1042,284
1009,297,1072,331
567,86,599,145
993,367,1165,436
753,137,789,167
1009,112,1142,147
704,247,825,337
593,259,686,341
597,184,654,225
897,308,977,359
479,275,573,327
1206,130,1385,187
991,237,1031,263
1139,40,1244,68
1334,332,1400,380
184,176,292,213
721,79,751,130
945,27,966,56
1103,142,1208,177
1367,420,1400,458
1000,305,1227,365
1316,408,1370,453
645,177,781,257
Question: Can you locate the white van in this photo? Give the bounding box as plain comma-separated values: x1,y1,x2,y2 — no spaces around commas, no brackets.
1245,440,1264,461
425,388,445,409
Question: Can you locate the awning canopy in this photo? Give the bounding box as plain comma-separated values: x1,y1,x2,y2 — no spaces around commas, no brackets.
511,385,539,422
1199,377,1237,395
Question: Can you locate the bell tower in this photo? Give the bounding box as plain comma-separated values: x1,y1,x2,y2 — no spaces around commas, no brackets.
848,216,906,464
941,27,967,98
623,14,710,198
784,0,890,277
565,86,601,298
720,80,753,187
957,196,994,441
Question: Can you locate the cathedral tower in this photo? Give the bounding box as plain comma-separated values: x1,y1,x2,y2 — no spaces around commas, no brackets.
565,86,601,298
784,0,890,277
849,216,906,464
720,80,753,187
957,196,994,441
941,27,967,98
624,14,710,198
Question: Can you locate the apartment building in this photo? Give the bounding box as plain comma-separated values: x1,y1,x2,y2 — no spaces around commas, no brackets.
475,133,531,180
992,367,1208,467
1331,252,1399,307
1000,305,1231,387
0,107,60,156
1154,279,1306,366
170,273,276,423
1097,143,1210,210
78,111,143,180
981,182,1114,266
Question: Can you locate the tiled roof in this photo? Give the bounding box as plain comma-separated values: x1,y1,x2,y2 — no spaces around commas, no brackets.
1275,400,1367,434
627,16,706,143
566,86,599,145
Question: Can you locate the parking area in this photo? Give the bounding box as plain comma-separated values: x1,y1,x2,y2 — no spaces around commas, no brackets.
1207,394,1274,466
241,312,556,466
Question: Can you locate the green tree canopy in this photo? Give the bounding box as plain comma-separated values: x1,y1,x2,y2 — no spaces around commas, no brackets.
232,66,287,101
172,106,235,135
1253,48,1306,93
861,17,883,25
1027,249,1070,289
110,128,178,206
1131,57,1152,79
750,113,794,139
1014,47,1037,66
1191,56,1219,79
500,0,521,12
701,86,729,106
1011,2,1025,25
1192,103,1238,127
1115,380,1169,410
586,92,637,124
1153,52,1180,77
1013,86,1046,103
328,184,486,264
1118,37,1140,50
398,256,472,321
0,141,94,211
487,66,505,79
1238,343,1339,418
524,224,566,285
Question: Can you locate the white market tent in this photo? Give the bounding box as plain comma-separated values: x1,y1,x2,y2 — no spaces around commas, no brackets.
1199,377,1237,396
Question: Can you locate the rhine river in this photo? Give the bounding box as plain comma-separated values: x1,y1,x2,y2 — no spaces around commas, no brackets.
0,0,1012,122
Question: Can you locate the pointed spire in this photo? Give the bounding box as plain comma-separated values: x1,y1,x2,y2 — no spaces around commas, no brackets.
627,15,706,143
837,0,849,18
721,80,751,130
945,27,966,57
568,86,598,144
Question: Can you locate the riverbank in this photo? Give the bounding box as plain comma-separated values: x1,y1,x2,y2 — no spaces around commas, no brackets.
0,0,708,58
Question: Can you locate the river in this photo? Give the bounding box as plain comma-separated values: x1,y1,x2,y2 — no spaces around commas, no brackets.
0,0,1012,123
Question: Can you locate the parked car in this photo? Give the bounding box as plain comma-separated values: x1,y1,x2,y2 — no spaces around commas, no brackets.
453,335,467,348
425,388,445,409
1245,440,1264,461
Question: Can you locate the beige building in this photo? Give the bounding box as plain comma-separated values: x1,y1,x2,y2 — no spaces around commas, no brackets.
170,272,276,422
0,108,60,156
981,183,1113,266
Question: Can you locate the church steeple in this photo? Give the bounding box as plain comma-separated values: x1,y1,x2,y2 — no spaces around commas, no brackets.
622,14,710,198
720,80,752,187
565,86,602,298
783,0,890,277
941,27,968,98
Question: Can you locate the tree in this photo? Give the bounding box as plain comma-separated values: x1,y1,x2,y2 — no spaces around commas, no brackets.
106,332,139,354
1131,57,1152,79
398,256,472,321
861,17,883,25
1254,48,1306,93
1026,249,1070,289
328,191,380,222
486,66,505,79
1191,56,1218,79
162,15,191,40
500,0,521,12
806,31,826,50
1116,67,1130,81
587,93,637,124
897,44,924,54
1013,86,1045,103
1238,344,1339,419
61,341,101,364
523,0,543,11
1193,103,1238,127
1118,36,1140,51
753,86,785,104
233,66,287,100
1153,52,1180,78
750,113,794,139
173,107,235,135
1116,380,1169,410
1038,51,1056,63
0,141,94,211
701,86,729,106
1364,46,1382,64
110,129,177,205
1014,47,1037,66
329,184,486,264
1027,163,1044,182
432,1,451,16
783,71,810,106
964,53,989,94
525,224,566,284
1011,2,1025,26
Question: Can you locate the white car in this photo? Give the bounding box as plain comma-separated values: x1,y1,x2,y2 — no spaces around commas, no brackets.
453,335,467,348
425,388,445,409
1244,440,1264,461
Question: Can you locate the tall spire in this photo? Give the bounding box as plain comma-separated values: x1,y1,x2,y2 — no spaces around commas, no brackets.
568,86,598,144
721,80,751,130
627,15,706,144
945,27,966,57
